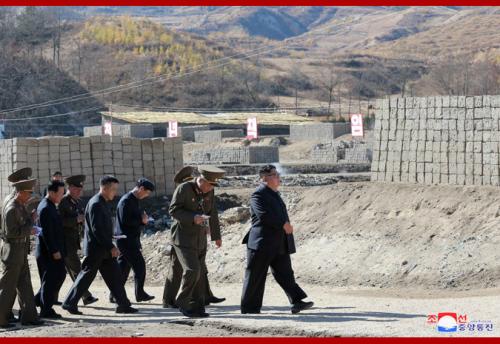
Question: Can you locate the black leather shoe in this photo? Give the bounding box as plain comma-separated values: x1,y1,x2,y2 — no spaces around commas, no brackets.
162,302,178,309
83,296,99,306
241,309,261,314
53,301,62,306
180,308,209,318
62,304,83,315
291,300,314,314
206,296,225,305
40,310,63,319
21,319,44,326
136,294,155,302
115,306,138,314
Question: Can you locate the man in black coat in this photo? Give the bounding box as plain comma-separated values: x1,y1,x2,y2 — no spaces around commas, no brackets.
62,176,137,315
113,178,155,303
35,180,67,319
241,164,313,314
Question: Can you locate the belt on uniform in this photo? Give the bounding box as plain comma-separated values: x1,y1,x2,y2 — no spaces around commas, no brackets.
4,238,28,244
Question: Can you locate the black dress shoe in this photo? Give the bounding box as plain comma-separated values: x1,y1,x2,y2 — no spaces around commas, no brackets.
162,302,179,309
21,319,45,326
291,300,314,314
206,296,226,305
83,296,99,306
241,309,261,314
180,308,209,318
115,306,138,314
53,301,62,306
40,308,63,319
1,323,16,328
62,304,83,315
136,294,155,302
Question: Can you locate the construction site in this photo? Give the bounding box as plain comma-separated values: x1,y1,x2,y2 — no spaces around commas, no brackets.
0,95,498,337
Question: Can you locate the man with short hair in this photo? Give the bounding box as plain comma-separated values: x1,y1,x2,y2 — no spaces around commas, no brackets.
162,166,225,308
62,176,137,315
57,175,98,306
0,178,44,328
1,167,33,324
241,164,313,315
35,180,67,319
42,172,63,197
169,166,225,318
113,178,155,303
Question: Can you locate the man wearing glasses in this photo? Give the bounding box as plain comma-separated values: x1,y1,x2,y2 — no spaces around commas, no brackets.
241,164,314,314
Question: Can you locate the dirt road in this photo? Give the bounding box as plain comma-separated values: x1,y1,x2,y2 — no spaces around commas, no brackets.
1,281,498,337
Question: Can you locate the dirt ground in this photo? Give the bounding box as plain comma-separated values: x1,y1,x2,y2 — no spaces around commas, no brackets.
1,281,499,337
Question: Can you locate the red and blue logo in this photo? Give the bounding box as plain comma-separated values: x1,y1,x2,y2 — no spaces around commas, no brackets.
437,313,458,332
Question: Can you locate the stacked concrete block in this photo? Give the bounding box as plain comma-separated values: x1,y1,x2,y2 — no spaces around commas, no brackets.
371,95,500,186
0,136,181,201
290,123,351,141
84,124,154,138
194,129,244,143
189,146,278,165
180,125,211,141
311,140,372,164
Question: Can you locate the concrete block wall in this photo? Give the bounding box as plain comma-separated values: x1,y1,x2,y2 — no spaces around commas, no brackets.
311,141,372,164
84,124,155,138
189,146,279,164
194,129,244,143
371,95,500,185
290,123,351,141
180,125,211,141
0,136,183,200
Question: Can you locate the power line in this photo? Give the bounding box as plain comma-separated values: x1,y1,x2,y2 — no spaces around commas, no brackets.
0,22,336,116
1,106,103,122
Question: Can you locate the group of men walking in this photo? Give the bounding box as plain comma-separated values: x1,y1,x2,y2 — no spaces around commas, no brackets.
0,162,313,328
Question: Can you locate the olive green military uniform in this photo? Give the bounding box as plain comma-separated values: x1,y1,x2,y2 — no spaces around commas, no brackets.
169,168,223,314
0,168,33,323
163,166,220,307
0,179,40,327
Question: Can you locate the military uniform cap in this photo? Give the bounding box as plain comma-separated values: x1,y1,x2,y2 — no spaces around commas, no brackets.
12,178,37,192
174,166,194,184
65,175,86,187
8,167,32,183
198,165,225,186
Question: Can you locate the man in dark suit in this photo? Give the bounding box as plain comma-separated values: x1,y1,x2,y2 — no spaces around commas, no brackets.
241,164,313,314
62,176,137,315
35,180,67,319
112,178,155,303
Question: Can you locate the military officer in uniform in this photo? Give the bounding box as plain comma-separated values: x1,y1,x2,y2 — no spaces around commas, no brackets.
169,166,225,318
0,178,44,328
35,180,67,319
162,166,225,308
62,176,137,315
1,168,32,323
58,175,98,306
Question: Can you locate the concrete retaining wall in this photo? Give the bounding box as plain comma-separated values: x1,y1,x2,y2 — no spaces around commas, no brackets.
84,124,154,138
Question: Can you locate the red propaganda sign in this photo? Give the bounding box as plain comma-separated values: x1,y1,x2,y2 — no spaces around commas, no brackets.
350,114,363,137
168,121,178,138
102,121,112,136
247,117,258,140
